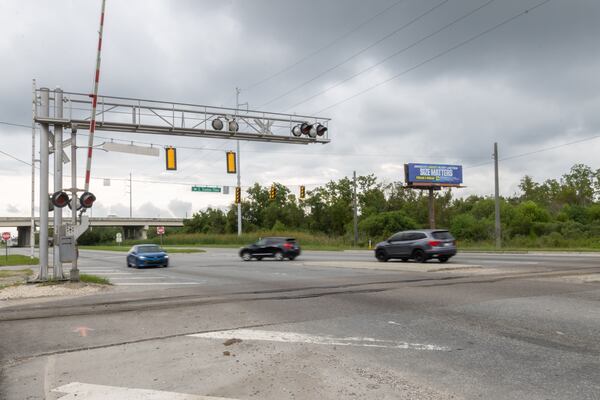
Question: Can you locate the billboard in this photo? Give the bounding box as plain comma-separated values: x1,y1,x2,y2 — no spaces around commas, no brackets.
405,163,463,186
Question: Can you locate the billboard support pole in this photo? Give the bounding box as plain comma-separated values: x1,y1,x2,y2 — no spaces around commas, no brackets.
428,187,436,229
493,142,501,249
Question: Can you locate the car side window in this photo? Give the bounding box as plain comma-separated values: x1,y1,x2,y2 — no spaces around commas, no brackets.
256,239,266,246
413,232,427,240
389,233,404,242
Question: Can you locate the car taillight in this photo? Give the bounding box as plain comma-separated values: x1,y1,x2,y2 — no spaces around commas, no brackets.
429,240,441,247
283,242,294,249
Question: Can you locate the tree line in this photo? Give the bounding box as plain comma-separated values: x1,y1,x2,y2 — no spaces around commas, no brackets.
181,164,600,248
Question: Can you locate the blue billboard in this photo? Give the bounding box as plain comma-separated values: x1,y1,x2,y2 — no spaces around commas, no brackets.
406,163,463,185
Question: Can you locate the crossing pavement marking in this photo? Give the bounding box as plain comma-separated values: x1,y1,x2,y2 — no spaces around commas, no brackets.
113,282,204,286
53,382,238,399
188,328,450,351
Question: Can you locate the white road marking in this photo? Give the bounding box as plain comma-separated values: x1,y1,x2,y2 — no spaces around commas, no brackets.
188,329,449,351
82,272,133,275
53,382,237,399
107,276,164,280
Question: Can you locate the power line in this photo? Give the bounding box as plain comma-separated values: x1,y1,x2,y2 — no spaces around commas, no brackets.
259,0,450,107
314,0,551,114
285,0,496,111
0,149,31,166
244,0,409,91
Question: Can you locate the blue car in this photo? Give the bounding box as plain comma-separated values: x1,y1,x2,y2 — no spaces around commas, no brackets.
126,244,169,268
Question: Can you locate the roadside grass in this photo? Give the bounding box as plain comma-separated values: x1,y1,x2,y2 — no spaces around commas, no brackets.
80,274,111,285
79,245,205,253
0,268,33,289
0,255,39,266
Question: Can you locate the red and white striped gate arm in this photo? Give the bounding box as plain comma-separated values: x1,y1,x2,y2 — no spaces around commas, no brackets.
84,0,107,192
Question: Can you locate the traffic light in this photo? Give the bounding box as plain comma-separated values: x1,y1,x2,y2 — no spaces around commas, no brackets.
226,151,237,174
291,123,327,138
299,185,305,199
51,191,70,208
79,192,96,208
235,186,241,204
165,147,177,170
269,185,276,200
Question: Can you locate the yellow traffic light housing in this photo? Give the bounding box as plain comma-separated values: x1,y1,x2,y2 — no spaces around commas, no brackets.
226,151,237,174
165,147,177,170
300,185,305,199
235,186,241,204
269,185,276,200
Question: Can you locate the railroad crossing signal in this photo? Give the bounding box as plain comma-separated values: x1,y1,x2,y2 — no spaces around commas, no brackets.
235,186,241,204
226,151,236,174
79,192,96,208
165,147,177,170
300,185,305,199
269,185,276,200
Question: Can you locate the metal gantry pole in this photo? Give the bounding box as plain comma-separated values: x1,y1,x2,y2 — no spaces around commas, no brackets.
70,128,79,282
353,171,358,247
52,88,64,279
38,88,50,280
30,79,36,259
494,142,502,249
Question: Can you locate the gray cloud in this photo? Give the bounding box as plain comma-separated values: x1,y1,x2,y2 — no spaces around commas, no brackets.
6,204,19,214
168,199,192,218
1,0,599,216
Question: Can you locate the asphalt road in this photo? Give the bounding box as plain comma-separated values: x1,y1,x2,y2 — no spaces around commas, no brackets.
1,249,599,399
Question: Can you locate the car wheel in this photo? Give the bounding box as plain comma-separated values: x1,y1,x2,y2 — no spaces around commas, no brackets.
241,251,252,261
438,256,449,263
413,249,427,263
401,258,408,262
375,250,389,262
274,251,284,261
126,260,130,268
288,255,297,261
256,256,263,261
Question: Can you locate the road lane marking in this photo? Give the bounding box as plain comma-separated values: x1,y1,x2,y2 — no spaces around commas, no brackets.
53,382,237,399
107,276,164,280
188,329,449,351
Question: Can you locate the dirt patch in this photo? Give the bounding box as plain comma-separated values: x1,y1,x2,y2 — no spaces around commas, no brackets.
223,338,243,346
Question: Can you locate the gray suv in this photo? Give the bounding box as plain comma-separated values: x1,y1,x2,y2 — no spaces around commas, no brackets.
374,229,457,263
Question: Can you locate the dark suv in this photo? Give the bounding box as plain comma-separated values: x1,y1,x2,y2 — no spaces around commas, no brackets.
374,229,456,263
239,237,301,261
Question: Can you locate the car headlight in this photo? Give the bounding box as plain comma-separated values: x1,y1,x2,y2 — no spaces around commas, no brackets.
138,256,147,260
164,255,169,259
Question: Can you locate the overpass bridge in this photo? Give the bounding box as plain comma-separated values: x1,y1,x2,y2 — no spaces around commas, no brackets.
0,217,184,246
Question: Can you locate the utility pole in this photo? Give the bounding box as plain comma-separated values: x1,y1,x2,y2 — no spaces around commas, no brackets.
353,171,358,246
52,88,64,279
30,79,36,259
493,142,501,249
129,172,132,218
38,88,50,280
235,87,246,236
428,187,436,229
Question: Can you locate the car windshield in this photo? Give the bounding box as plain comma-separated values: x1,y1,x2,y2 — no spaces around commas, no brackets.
432,231,454,240
137,245,162,253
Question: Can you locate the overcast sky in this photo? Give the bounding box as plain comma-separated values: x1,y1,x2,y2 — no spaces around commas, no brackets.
1,0,599,220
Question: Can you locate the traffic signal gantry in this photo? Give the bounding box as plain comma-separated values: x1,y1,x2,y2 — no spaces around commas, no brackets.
33,87,330,282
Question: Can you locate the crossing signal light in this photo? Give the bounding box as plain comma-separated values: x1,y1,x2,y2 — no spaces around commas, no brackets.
269,185,276,200
165,147,177,170
235,186,241,204
291,123,327,138
79,192,96,208
300,186,305,199
51,191,70,208
212,118,224,131
226,151,237,174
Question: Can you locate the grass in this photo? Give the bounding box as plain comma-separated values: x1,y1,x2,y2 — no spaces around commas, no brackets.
80,274,111,285
0,268,34,289
79,245,205,253
0,255,39,266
